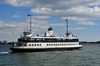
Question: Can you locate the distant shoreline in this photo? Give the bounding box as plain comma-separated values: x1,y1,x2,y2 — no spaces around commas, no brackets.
80,41,100,44
0,42,17,44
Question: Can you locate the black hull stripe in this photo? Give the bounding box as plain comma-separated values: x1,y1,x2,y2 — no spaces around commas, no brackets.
10,47,82,52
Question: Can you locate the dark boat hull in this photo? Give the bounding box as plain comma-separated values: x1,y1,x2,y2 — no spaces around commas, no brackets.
10,47,82,52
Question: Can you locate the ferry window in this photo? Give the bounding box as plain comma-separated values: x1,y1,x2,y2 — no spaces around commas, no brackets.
35,44,36,46
47,44,48,46
40,44,41,46
37,44,39,46
29,44,31,46
32,44,34,46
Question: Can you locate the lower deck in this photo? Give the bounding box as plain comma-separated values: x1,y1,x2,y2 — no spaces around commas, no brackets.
10,42,82,52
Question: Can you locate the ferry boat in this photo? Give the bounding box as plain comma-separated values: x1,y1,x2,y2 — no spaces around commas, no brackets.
10,16,82,52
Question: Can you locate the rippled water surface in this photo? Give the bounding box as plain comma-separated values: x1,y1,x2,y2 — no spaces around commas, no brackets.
0,43,100,66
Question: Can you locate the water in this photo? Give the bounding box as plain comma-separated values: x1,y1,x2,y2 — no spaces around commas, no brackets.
0,43,100,66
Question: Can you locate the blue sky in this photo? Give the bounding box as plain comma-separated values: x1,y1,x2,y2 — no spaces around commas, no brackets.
0,0,100,42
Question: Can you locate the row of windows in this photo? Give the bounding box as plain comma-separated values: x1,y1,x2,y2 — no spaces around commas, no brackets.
28,44,78,46
29,44,41,46
47,44,78,46
16,43,79,46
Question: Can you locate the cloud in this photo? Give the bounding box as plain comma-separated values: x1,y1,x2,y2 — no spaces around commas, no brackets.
12,15,20,17
1,0,100,21
0,19,67,34
77,22,99,25
1,0,100,9
26,18,49,25
69,27,86,30
26,18,67,27
50,23,65,26
0,21,4,23
31,6,100,20
62,17,89,21
54,20,57,21
31,7,53,16
5,0,19,6
33,16,51,19
0,20,28,34
17,12,21,14
12,12,21,17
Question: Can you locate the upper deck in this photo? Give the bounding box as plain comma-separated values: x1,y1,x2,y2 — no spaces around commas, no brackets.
21,36,77,39
19,26,79,42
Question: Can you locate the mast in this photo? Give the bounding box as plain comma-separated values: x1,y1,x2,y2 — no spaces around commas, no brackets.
30,15,31,32
67,19,68,37
65,19,68,37
27,15,31,32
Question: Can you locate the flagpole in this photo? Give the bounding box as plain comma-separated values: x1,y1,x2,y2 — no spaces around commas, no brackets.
30,15,31,32
28,15,31,32
66,20,68,37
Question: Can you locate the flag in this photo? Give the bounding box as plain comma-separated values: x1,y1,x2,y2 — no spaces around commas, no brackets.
65,19,68,21
27,15,31,16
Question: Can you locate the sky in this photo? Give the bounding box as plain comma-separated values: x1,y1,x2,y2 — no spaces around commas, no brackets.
0,0,100,42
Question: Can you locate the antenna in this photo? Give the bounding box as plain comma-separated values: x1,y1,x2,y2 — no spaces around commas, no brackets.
65,19,68,37
26,27,28,32
57,31,61,37
27,15,31,32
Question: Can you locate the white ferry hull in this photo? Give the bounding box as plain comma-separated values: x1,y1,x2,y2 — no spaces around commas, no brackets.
10,42,82,52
